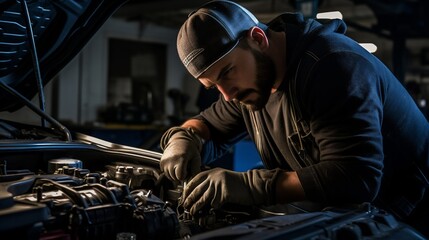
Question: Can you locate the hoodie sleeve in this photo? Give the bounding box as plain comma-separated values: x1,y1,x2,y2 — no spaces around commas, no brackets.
295,50,385,204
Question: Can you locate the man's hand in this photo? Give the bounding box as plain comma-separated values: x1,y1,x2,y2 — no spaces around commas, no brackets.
160,127,203,182
182,168,281,215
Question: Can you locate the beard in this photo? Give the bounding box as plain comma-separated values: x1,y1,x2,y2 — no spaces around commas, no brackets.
236,48,276,111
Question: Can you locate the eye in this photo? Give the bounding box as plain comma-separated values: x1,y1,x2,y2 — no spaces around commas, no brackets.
220,67,233,80
202,65,234,90
205,85,217,90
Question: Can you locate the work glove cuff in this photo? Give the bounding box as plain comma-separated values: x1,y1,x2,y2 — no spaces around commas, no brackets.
244,168,282,205
160,126,203,152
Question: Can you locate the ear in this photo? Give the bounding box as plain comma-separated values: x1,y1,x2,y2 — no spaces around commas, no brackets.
248,26,269,50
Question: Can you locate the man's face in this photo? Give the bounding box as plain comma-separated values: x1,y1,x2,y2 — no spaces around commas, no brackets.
198,44,276,111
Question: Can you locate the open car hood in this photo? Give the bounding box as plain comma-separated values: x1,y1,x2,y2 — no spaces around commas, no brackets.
0,0,128,112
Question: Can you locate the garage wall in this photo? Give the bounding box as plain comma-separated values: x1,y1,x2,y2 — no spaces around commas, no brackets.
57,18,189,125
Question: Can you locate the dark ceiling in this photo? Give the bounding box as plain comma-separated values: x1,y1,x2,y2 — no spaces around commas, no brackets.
114,0,429,38
114,0,349,29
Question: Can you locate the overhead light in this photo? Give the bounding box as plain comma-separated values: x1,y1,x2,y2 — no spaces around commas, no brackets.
359,43,377,53
316,11,343,20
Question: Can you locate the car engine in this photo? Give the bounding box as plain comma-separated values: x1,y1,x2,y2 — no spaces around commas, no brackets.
1,148,425,240
1,161,176,239
0,128,258,240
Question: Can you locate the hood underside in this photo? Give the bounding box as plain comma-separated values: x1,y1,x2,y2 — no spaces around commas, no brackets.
0,0,128,112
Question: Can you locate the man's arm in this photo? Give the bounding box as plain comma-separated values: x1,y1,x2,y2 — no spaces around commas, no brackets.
276,171,306,203
181,118,211,140
183,119,307,205
183,120,305,204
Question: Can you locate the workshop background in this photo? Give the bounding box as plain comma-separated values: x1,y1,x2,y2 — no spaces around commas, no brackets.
1,0,428,171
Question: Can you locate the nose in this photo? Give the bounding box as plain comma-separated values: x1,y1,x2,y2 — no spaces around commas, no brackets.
217,84,238,101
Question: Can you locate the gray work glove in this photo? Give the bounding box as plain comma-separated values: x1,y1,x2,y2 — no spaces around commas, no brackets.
182,167,282,215
160,126,203,182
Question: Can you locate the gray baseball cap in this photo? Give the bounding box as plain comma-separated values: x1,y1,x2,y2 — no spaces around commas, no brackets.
177,0,267,78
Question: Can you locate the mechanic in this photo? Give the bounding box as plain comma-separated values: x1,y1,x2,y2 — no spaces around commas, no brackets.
159,0,429,235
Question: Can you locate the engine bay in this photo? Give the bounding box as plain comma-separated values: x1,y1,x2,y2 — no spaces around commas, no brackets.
0,126,262,240
2,161,177,239
1,153,425,240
